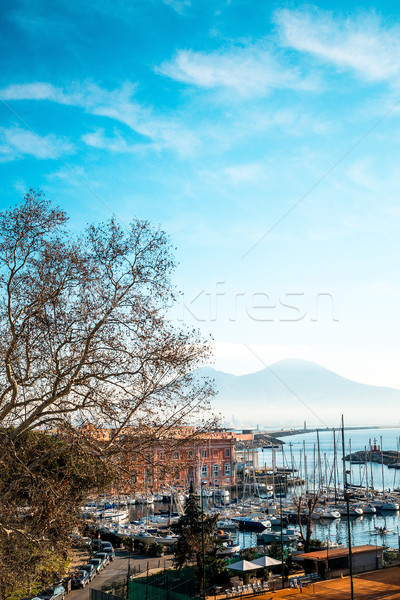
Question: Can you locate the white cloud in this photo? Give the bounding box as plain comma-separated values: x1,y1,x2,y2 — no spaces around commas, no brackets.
275,8,400,82
82,129,150,153
162,0,191,15
0,127,74,161
159,46,316,97
0,82,198,155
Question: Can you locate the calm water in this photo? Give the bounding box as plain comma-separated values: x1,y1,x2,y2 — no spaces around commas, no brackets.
257,427,400,492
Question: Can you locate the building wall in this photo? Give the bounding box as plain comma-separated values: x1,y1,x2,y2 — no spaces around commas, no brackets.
353,550,383,572
78,424,238,492
116,430,237,492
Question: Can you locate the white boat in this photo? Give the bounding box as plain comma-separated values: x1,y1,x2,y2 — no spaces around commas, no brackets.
216,520,239,530
257,528,300,544
155,534,179,546
335,505,363,516
216,540,241,556
353,503,376,514
314,508,341,519
101,509,129,522
232,515,271,530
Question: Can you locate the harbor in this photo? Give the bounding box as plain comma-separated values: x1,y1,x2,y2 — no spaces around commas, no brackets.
81,427,400,554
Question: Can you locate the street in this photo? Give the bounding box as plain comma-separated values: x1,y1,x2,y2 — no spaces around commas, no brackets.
69,551,174,600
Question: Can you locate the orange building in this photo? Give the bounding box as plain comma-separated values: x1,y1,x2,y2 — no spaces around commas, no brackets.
79,424,238,492
146,429,237,490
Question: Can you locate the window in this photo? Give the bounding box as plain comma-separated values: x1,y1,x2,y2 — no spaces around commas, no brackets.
173,452,179,460
213,448,219,457
188,450,193,458
213,464,220,477
224,463,231,476
201,450,207,458
201,465,208,476
224,448,230,458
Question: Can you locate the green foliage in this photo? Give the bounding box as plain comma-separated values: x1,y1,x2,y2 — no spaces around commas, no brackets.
267,542,292,577
309,538,326,549
205,556,229,586
239,547,257,561
172,483,218,590
0,429,113,599
148,542,164,557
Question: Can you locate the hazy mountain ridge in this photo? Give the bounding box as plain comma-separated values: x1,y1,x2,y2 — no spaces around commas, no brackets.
196,359,400,428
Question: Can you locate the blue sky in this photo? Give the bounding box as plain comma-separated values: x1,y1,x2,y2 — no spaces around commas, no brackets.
1,0,400,388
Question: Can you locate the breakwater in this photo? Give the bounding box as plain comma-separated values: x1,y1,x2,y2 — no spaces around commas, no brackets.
345,450,400,466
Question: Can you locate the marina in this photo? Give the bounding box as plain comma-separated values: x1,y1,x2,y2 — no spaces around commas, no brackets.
82,427,400,554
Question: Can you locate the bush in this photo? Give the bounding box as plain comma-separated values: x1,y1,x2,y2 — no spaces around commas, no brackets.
148,542,164,557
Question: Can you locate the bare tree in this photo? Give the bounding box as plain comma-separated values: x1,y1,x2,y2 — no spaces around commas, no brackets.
0,190,218,596
293,493,319,553
0,190,216,444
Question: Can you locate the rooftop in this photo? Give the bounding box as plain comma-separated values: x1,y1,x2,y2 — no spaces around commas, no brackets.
295,545,384,561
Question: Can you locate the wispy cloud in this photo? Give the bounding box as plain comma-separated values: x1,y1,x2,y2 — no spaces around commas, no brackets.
0,82,198,155
162,0,191,15
0,127,74,161
158,46,317,97
82,129,149,153
275,8,400,82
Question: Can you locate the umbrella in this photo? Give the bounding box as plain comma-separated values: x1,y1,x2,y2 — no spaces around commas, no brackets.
228,560,264,572
251,556,282,567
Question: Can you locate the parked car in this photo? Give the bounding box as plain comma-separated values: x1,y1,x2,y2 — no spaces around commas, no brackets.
80,563,96,581
70,570,90,589
100,541,115,561
88,557,104,573
37,584,66,600
94,552,110,567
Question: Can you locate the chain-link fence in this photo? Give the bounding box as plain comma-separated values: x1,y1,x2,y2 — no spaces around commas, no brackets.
90,589,125,600
128,566,197,600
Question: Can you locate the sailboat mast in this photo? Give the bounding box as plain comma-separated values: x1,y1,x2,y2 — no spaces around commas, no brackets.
380,435,385,493
364,446,369,498
317,430,322,493
333,428,337,503
272,447,276,503
369,440,374,496
341,415,347,496
313,443,316,495
349,439,352,487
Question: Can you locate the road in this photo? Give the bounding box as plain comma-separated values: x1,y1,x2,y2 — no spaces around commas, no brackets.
69,551,174,600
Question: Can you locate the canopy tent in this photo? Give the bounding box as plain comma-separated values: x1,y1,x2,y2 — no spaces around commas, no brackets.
251,556,282,567
227,560,264,572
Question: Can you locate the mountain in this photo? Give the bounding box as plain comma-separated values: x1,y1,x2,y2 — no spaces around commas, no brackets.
196,359,400,428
